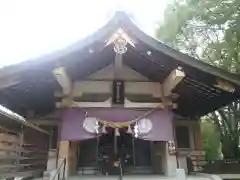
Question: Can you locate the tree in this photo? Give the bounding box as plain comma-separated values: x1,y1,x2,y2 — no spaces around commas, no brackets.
201,118,221,160
156,0,240,158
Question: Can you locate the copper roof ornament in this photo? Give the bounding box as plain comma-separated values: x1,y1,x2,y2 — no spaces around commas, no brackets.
105,28,135,54
113,36,128,54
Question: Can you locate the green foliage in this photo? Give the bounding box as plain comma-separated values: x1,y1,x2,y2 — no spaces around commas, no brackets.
209,102,240,158
157,0,240,74
201,118,221,160
156,0,240,158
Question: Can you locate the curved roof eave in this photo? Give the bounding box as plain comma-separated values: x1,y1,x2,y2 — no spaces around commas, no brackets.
113,13,240,87
1,11,240,87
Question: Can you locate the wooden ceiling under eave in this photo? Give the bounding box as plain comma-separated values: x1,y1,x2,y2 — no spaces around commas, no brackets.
120,45,240,117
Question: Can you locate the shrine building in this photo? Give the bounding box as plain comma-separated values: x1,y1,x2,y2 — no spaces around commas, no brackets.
0,12,240,178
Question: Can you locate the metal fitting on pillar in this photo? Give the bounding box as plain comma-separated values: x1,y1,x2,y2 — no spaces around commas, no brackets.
168,141,176,155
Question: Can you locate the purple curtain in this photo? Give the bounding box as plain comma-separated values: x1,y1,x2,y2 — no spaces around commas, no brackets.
60,108,174,141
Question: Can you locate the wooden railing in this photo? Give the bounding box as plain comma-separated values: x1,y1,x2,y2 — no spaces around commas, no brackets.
50,157,67,180
178,150,207,173
190,158,240,174
204,159,240,174
0,105,49,179
190,153,207,173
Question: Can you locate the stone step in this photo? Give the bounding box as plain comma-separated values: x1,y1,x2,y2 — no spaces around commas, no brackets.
33,170,52,180
68,177,119,180
77,166,101,175
67,175,215,180
76,167,154,175
124,166,153,174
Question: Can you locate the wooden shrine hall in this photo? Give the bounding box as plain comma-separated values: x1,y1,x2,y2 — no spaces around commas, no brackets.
0,12,240,178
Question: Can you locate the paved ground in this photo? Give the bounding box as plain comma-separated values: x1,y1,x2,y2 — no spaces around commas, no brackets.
67,175,212,180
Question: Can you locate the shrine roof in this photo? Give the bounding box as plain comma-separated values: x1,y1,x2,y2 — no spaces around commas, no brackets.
0,11,239,118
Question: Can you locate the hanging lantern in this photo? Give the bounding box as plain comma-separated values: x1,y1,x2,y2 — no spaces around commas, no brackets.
137,118,152,134
83,117,99,134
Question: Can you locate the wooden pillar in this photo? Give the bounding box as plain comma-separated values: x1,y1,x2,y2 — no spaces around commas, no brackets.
58,141,70,177
191,122,205,172
58,141,79,176
59,141,70,158
69,141,78,175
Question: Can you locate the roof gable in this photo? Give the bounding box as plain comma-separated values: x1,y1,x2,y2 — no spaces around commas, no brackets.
0,11,240,86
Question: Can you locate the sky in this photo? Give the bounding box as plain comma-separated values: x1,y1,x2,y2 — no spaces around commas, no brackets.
0,0,169,67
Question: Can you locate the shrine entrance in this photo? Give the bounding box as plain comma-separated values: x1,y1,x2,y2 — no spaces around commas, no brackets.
77,127,162,175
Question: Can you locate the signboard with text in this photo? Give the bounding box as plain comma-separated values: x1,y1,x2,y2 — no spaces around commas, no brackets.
112,80,124,105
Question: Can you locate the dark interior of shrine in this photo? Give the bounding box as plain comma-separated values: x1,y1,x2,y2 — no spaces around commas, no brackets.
77,127,163,175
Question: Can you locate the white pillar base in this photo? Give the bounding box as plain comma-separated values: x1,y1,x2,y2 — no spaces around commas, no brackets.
176,168,186,180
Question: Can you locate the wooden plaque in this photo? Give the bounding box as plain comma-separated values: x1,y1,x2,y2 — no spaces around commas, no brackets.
112,80,124,105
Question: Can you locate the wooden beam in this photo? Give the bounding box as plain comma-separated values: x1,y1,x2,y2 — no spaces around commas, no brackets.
114,54,123,79
124,99,171,108
163,67,185,96
56,98,177,109
57,98,112,108
214,78,235,93
53,67,72,95
55,81,163,98
28,119,58,126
